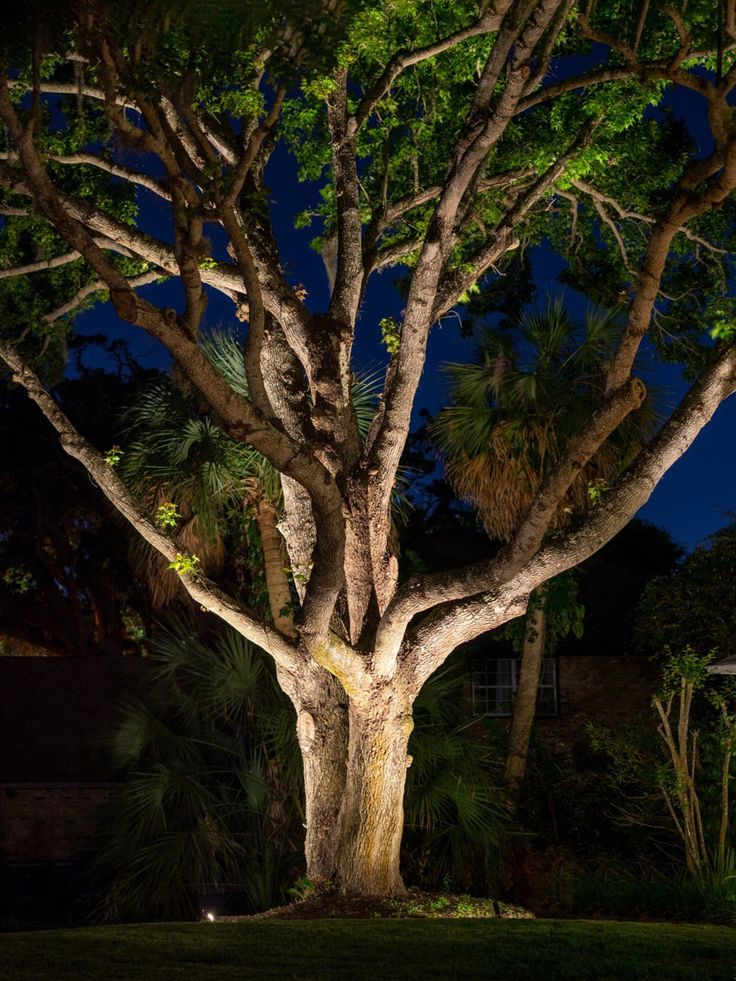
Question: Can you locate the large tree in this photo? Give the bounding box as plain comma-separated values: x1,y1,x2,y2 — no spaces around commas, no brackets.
1,1,736,895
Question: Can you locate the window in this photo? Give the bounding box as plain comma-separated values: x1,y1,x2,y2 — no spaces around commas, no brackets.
471,657,558,717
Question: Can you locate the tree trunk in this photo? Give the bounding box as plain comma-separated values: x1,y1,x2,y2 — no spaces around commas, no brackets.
255,498,295,635
333,686,414,895
278,662,349,883
504,586,547,806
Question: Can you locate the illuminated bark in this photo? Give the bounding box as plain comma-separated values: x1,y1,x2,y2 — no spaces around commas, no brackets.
504,588,548,805
333,689,414,895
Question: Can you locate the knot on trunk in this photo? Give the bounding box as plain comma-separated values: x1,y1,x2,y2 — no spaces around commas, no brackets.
297,710,316,752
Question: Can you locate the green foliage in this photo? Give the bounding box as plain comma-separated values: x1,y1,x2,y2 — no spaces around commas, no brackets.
103,446,124,467
379,317,401,355
167,552,199,575
94,620,303,921
287,875,321,901
502,572,585,655
403,659,507,892
118,358,277,608
586,478,608,506
661,646,713,693
384,891,529,919
154,501,180,530
635,523,736,661
1,564,36,594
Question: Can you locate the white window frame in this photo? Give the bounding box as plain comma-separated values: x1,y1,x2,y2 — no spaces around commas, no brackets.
471,657,558,717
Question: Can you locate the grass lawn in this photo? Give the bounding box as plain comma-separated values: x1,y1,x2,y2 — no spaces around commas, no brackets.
0,919,734,980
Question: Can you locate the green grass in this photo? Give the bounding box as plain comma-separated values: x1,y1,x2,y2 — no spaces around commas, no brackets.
0,919,734,980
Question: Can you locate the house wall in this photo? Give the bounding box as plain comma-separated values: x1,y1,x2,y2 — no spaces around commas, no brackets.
539,654,661,739
0,785,115,863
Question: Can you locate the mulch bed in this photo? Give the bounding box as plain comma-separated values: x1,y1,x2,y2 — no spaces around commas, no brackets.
220,890,534,921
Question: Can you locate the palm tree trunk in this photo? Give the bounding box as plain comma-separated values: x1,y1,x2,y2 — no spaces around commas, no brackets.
254,498,295,636
504,584,547,807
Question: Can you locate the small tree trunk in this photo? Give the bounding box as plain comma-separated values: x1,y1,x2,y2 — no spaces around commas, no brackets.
504,586,547,806
255,498,295,635
333,687,414,895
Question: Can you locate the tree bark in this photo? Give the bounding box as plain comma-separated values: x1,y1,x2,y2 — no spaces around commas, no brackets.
279,662,349,883
504,585,548,806
254,497,295,635
333,684,414,895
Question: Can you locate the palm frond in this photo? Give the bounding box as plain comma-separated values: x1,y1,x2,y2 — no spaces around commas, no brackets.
200,328,250,398
431,297,657,539
94,619,302,921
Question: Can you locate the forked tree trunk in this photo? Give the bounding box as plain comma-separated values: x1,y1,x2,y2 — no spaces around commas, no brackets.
284,668,414,894
333,686,414,894
504,586,548,806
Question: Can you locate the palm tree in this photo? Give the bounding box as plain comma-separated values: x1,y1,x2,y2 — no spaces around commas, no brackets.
404,658,508,892
119,331,295,633
431,298,653,804
93,619,304,921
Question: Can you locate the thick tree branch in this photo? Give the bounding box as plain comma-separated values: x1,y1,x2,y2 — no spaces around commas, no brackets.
368,237,424,273
327,69,363,328
389,338,736,683
48,153,170,200
402,586,531,695
7,77,135,108
0,342,302,675
221,206,278,422
0,151,171,200
501,376,647,566
517,65,635,112
606,135,736,393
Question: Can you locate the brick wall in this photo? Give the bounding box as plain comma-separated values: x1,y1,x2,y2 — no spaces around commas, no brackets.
538,654,661,739
0,785,115,863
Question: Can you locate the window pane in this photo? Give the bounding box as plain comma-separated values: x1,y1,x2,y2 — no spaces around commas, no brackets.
472,657,557,718
472,658,515,716
536,658,557,716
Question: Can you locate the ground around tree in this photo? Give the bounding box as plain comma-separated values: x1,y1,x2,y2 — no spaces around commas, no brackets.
230,889,533,921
